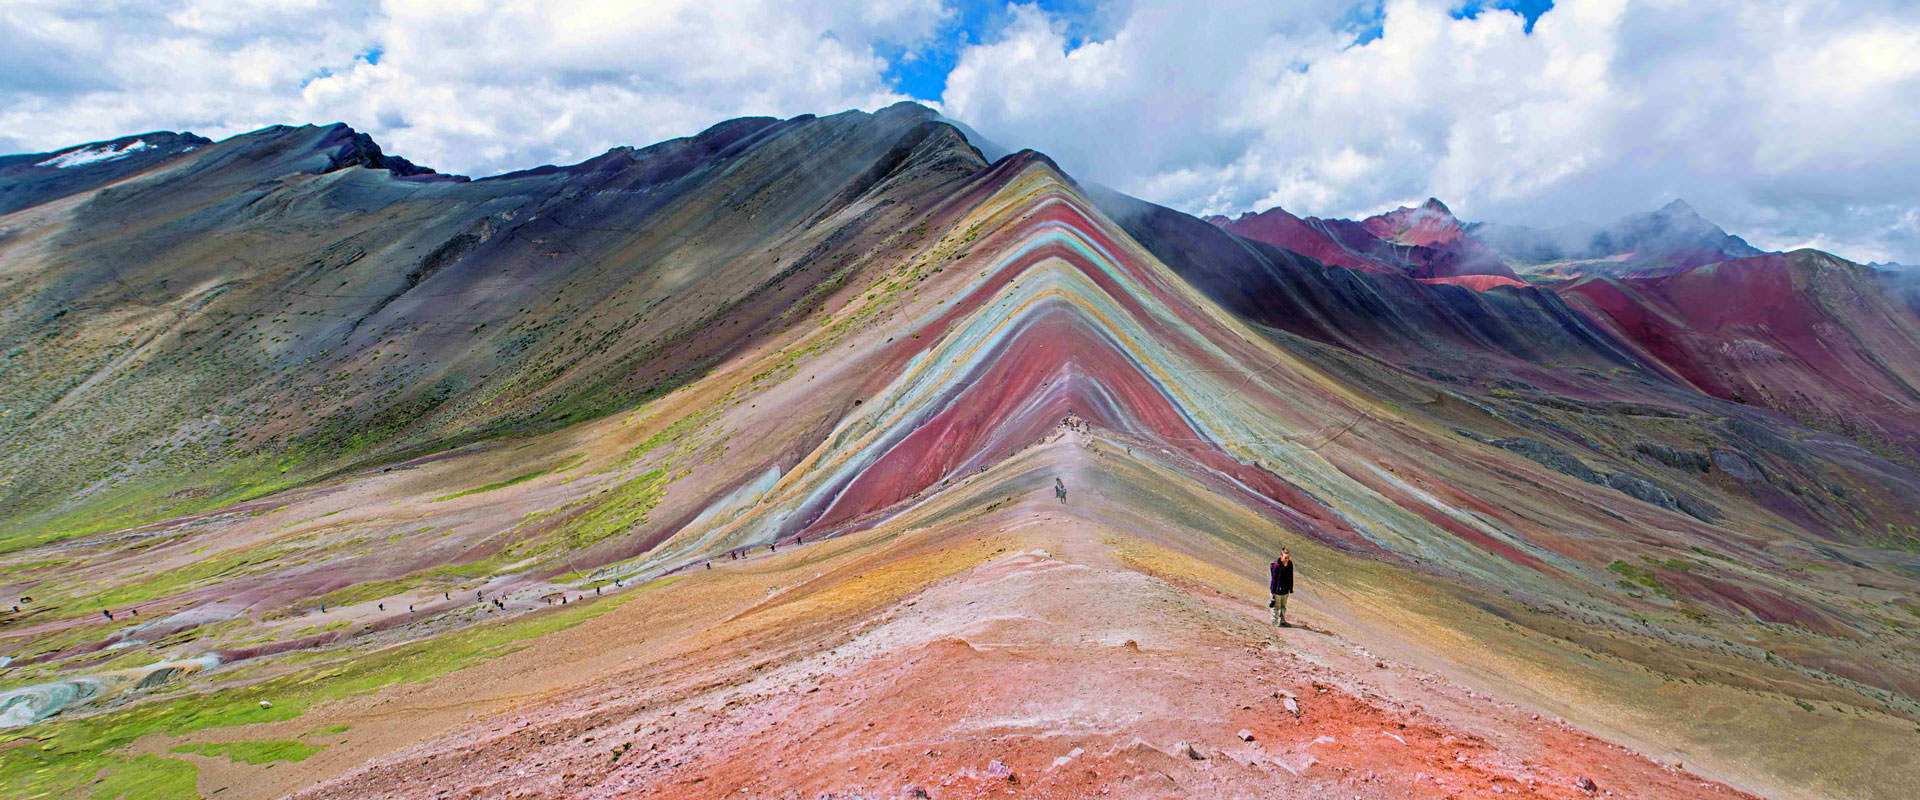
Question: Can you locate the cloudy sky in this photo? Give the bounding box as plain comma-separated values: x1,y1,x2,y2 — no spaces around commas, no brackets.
4,0,1918,263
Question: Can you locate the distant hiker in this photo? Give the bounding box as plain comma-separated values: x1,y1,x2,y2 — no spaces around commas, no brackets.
378,603,384,611
705,561,711,570
102,610,113,621
130,608,137,616
408,604,414,613
1269,549,1294,627
444,592,450,601
1054,477,1067,504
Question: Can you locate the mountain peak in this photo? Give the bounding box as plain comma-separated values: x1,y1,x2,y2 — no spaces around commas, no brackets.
875,100,939,122
312,123,455,180
1654,198,1705,220
1363,196,1465,247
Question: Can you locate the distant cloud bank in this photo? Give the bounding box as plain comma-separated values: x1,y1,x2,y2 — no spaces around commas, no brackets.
3,0,1917,262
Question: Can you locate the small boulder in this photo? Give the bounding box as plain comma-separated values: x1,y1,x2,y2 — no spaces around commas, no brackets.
258,700,273,709
1575,776,1599,793
1237,729,1255,742
1177,741,1205,760
1283,697,1300,716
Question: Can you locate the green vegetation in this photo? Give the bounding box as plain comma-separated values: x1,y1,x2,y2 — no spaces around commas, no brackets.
1689,545,1731,561
0,438,338,558
431,454,583,502
1609,559,1673,599
306,576,420,610
549,467,674,553
0,581,651,799
170,739,321,765
623,405,721,463
36,541,300,624
85,755,199,800
1867,525,1920,554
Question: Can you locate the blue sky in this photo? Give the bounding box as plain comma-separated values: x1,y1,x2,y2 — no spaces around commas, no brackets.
2,0,1917,263
886,0,1105,101
888,1,1557,99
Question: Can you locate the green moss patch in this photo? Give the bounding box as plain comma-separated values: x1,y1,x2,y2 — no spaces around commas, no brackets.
1609,559,1674,599
0,581,646,799
170,739,321,765
87,754,200,800
431,454,582,502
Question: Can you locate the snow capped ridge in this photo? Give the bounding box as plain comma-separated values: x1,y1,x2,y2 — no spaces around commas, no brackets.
35,139,155,169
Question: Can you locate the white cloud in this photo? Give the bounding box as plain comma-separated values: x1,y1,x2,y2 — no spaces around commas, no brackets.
943,0,1920,264
2,0,1917,262
0,0,941,177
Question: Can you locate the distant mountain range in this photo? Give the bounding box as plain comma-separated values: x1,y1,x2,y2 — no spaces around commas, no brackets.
1207,196,1762,282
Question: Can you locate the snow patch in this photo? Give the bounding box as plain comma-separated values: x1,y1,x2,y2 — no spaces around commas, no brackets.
35,139,154,168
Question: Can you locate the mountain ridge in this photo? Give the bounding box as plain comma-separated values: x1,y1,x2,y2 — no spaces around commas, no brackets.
1,106,1917,800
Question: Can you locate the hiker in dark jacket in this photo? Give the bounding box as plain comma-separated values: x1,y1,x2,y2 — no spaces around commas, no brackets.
1054,477,1067,503
1269,549,1294,627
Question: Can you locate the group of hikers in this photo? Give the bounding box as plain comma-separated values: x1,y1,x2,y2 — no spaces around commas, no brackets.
709,534,805,569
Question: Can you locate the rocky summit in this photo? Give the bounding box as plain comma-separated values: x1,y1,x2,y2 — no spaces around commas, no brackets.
1,103,1917,799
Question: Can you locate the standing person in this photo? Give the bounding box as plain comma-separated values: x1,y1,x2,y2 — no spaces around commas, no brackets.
1269,549,1294,627
1054,477,1067,504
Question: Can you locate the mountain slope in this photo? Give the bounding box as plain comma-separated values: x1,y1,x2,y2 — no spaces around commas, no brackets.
0,103,985,534
0,110,1916,800
1216,197,1765,282
1561,249,1920,462
0,132,212,216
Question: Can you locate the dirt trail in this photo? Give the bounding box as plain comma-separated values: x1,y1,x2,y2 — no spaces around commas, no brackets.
240,437,1757,800
139,437,1758,798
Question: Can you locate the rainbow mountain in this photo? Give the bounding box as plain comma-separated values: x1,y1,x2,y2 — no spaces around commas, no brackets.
0,103,1916,799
